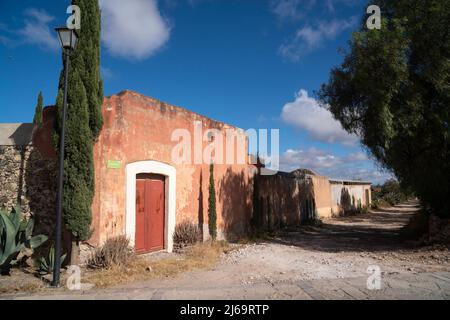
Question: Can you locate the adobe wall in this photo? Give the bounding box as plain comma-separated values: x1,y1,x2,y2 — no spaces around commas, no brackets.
330,182,372,214
310,174,334,218
258,174,299,229
91,90,255,245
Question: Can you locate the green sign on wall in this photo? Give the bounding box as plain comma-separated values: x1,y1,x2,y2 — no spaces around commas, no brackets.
107,160,122,169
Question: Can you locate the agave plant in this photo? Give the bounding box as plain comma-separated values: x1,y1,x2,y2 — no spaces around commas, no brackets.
0,205,48,274
37,245,66,274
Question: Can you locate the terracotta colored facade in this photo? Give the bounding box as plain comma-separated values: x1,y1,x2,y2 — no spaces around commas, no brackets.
1,90,372,254
90,90,256,248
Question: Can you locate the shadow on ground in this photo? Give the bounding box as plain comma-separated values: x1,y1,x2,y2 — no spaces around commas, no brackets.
264,202,421,253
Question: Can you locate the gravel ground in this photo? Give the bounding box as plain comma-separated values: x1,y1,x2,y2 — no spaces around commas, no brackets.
3,201,450,300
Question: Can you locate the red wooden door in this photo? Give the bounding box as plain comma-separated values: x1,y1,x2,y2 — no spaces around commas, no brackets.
135,174,165,253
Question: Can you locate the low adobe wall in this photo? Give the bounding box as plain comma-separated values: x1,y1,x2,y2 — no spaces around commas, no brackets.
330,182,372,214
309,174,334,218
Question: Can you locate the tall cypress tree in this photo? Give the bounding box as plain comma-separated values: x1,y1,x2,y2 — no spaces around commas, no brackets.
54,0,103,262
72,0,103,138
33,91,43,126
208,163,217,241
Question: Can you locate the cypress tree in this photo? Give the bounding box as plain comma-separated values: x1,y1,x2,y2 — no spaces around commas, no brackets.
54,0,103,262
208,163,217,241
71,0,103,138
251,173,260,230
33,91,43,126
251,155,261,230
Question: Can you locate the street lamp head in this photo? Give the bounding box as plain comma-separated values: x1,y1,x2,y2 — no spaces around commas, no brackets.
55,27,78,51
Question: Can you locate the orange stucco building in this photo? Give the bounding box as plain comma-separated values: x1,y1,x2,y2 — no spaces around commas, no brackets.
0,90,372,255
90,90,255,251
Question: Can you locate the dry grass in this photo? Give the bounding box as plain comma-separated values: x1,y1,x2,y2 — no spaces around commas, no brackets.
84,241,231,288
0,282,44,295
87,235,133,269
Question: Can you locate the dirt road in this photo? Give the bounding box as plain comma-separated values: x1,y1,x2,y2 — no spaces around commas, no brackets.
5,202,450,299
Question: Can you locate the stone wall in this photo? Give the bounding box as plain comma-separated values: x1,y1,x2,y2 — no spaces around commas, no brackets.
0,145,57,237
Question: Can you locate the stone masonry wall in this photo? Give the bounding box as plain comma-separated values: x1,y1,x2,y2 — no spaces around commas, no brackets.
0,145,57,237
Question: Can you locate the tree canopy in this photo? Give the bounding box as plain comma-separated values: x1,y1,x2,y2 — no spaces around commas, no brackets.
319,0,449,217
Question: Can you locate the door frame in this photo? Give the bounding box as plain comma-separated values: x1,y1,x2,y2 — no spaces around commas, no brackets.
125,160,176,253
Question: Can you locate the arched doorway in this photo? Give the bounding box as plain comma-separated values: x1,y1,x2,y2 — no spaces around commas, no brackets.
126,161,176,253
135,173,165,253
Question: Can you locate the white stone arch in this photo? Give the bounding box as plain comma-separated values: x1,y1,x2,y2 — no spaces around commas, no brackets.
125,160,176,253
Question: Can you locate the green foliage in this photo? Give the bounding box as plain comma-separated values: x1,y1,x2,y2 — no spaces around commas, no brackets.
372,179,414,207
371,198,389,209
319,0,450,218
67,0,104,138
251,155,265,231
33,92,43,126
56,66,94,241
208,163,217,240
37,245,67,274
251,172,261,230
54,0,103,241
0,206,48,273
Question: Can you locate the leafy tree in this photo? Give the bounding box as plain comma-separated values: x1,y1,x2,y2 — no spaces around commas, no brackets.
319,0,450,218
33,92,43,126
54,0,103,261
208,163,217,240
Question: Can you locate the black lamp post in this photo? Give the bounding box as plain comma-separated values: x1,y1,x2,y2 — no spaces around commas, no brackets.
52,27,78,287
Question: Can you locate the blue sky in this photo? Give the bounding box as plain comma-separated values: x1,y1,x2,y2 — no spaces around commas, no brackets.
0,0,393,183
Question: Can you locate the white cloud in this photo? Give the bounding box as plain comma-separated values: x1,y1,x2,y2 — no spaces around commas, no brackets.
281,89,358,145
280,147,393,184
282,147,342,170
18,8,59,51
270,0,314,21
346,151,368,162
279,17,357,62
100,0,171,60
270,0,359,21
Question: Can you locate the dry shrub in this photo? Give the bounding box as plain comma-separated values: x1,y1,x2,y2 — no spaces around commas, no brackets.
372,199,390,209
85,241,231,288
173,221,201,249
87,235,134,269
